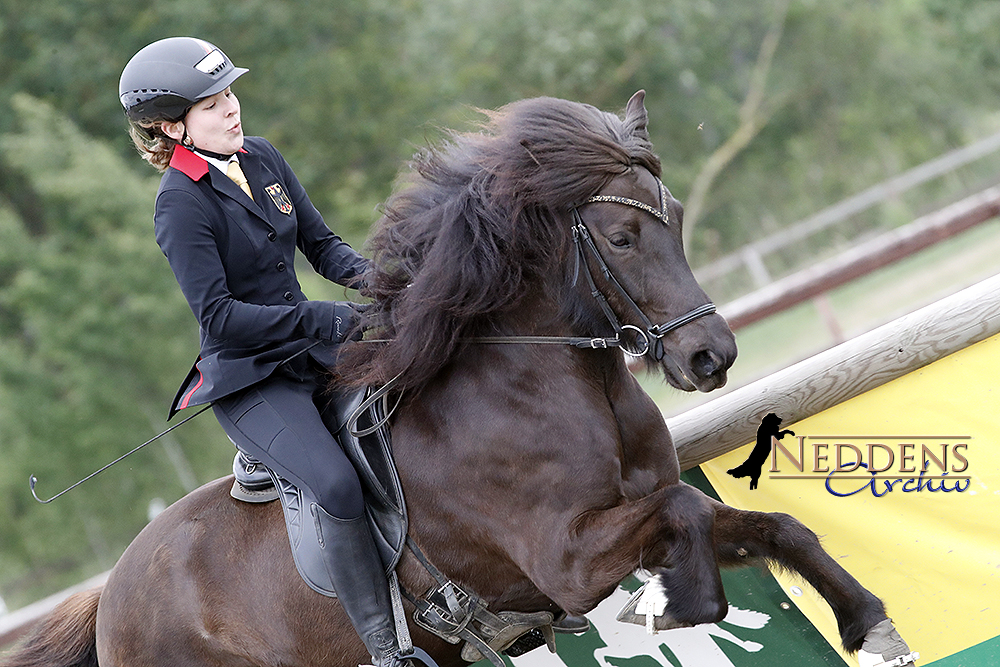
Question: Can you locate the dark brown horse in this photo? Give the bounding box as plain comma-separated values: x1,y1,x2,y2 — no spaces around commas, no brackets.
3,91,914,667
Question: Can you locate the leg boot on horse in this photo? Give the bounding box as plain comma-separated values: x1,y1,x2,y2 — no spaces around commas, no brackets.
315,510,409,667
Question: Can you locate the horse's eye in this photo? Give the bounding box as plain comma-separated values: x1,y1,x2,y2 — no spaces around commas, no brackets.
608,234,632,248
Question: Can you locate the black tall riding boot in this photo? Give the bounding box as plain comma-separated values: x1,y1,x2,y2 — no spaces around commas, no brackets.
313,505,409,667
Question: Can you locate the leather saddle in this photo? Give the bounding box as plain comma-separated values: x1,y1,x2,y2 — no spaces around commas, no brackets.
231,386,408,594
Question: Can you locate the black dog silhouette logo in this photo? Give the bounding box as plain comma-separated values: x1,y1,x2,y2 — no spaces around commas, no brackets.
727,413,795,490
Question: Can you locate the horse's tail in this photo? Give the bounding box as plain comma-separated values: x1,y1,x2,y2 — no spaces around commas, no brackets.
0,587,101,667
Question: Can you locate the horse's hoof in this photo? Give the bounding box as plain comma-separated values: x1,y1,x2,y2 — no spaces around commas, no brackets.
858,619,919,667
615,577,691,634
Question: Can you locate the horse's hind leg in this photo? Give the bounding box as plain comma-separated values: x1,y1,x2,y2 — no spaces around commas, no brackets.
711,502,915,661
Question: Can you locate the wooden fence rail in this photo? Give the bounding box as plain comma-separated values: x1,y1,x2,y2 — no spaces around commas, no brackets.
719,185,1000,330
668,272,1000,469
695,130,1000,284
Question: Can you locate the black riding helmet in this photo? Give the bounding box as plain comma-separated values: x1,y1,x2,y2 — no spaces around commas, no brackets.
120,37,248,131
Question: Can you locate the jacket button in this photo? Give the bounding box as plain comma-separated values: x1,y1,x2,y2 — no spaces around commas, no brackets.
283,291,294,301
276,261,286,272
267,231,277,241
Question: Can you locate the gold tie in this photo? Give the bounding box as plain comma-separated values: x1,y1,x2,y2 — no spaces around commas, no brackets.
227,161,254,201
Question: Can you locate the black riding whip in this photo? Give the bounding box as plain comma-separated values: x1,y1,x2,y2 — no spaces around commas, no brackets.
29,404,212,504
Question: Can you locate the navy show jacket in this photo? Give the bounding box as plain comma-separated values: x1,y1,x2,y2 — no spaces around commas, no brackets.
154,137,369,418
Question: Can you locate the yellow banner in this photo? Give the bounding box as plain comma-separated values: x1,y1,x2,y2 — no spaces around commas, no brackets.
703,333,1000,665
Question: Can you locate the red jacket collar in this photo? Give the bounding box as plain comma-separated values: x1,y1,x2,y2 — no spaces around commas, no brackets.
169,146,209,180
168,145,250,181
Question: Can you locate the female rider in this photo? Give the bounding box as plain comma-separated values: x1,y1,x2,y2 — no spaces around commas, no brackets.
119,36,409,667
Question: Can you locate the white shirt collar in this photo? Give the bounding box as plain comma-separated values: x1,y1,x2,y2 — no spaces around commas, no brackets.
195,150,239,176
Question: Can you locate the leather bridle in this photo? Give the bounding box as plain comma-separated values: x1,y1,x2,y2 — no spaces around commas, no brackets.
352,177,719,435
476,175,717,364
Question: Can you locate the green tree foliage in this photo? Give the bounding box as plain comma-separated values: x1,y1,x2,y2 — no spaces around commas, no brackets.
5,0,995,255
1,0,999,607
0,96,231,605
397,0,1000,257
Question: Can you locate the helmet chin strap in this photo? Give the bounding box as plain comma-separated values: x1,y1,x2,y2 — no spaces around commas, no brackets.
195,146,237,161
181,125,235,161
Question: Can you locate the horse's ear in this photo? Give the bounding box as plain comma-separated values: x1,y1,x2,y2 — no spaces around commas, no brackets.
624,90,649,140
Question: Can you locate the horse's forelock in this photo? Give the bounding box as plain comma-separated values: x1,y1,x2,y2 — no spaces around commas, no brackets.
487,98,660,205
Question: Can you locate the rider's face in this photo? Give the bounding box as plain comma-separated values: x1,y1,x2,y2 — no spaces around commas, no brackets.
164,87,244,156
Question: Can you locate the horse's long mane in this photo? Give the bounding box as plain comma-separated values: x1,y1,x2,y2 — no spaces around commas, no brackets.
344,94,661,391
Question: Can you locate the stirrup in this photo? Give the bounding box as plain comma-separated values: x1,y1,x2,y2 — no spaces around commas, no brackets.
360,647,441,667
230,451,278,503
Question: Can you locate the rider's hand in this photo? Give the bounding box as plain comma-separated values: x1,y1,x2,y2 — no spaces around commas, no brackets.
331,301,366,343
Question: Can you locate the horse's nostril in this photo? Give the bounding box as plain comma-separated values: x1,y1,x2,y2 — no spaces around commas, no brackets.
690,349,724,378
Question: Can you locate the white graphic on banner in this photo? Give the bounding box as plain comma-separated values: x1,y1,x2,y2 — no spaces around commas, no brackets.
511,585,771,667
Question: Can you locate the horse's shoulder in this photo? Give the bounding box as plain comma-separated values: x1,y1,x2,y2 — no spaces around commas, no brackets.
606,364,680,488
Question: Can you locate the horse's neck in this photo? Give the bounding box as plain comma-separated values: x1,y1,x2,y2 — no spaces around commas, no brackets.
509,278,617,339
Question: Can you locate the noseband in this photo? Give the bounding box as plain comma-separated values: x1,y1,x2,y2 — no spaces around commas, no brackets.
570,176,716,361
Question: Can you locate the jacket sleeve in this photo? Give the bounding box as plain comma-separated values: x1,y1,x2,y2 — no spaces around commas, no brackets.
154,187,341,344
261,140,370,285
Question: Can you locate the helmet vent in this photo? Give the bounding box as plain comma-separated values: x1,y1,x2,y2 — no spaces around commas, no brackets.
195,49,228,77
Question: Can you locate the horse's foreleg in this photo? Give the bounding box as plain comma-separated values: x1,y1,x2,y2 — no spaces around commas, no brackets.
711,502,903,656
545,483,726,626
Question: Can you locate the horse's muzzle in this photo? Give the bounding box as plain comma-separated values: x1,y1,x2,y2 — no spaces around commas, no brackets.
662,317,737,393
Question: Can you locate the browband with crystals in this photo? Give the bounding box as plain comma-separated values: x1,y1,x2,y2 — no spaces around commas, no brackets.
582,177,670,225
